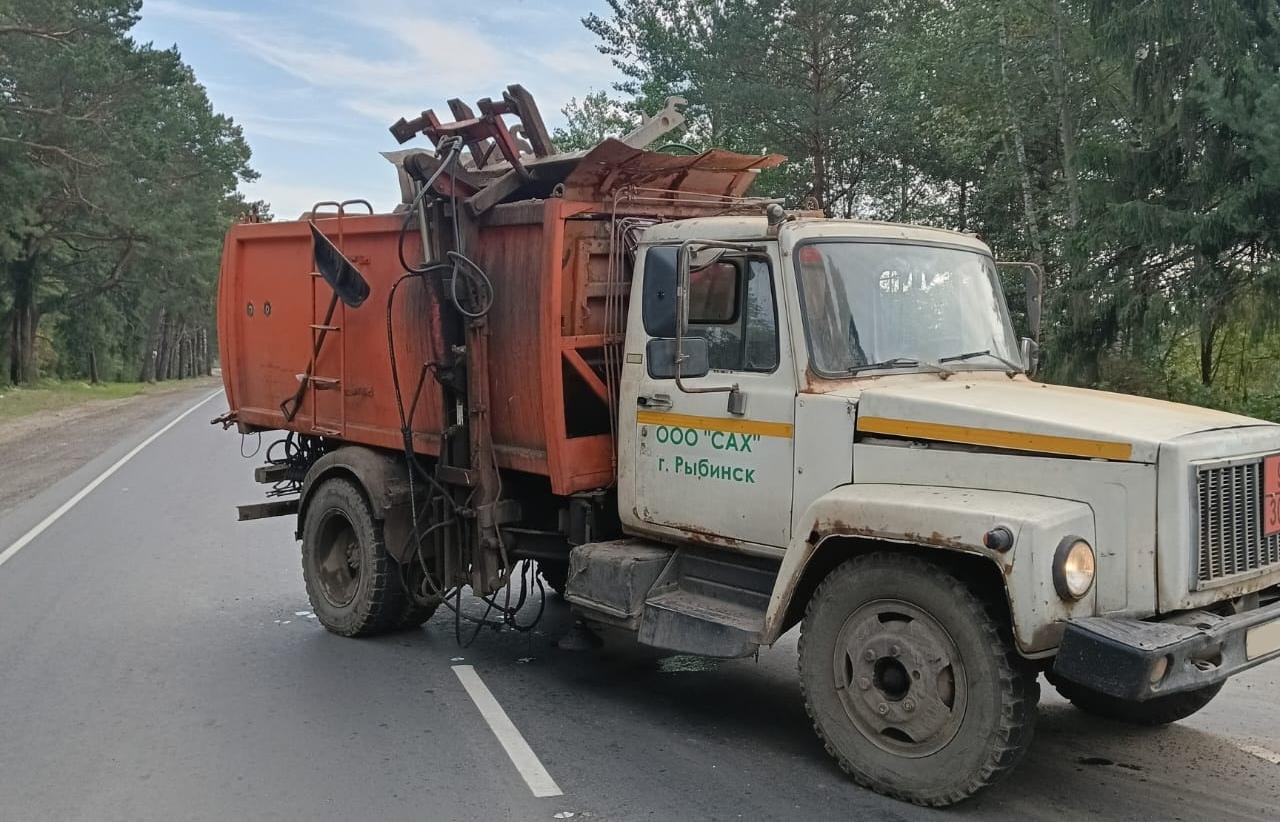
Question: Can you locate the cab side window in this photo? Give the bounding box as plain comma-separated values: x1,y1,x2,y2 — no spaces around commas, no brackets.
642,246,779,374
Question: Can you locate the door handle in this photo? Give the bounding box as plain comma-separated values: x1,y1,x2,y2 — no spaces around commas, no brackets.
637,393,673,411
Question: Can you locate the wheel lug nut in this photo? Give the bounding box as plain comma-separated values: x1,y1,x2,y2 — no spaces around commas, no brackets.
863,649,876,662
857,677,871,690
903,699,916,712
877,703,889,715
890,644,901,658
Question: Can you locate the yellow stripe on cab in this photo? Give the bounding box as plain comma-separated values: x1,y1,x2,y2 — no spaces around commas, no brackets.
636,410,794,439
857,415,1133,461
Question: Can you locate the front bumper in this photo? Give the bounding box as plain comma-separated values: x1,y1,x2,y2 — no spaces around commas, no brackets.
1053,588,1280,701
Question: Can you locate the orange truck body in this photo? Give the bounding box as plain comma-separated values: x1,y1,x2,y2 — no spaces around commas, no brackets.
216,141,782,495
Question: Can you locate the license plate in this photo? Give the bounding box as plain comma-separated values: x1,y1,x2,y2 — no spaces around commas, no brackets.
1246,619,1280,661
1265,455,1280,536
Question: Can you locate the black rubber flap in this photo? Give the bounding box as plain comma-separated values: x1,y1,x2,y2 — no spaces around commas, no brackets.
310,222,370,307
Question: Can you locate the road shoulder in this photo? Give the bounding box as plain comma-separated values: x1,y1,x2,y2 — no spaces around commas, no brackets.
0,378,222,517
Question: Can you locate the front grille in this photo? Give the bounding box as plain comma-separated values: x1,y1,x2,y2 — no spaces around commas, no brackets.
1196,460,1280,585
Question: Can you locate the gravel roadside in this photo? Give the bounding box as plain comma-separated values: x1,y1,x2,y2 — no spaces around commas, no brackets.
0,377,222,517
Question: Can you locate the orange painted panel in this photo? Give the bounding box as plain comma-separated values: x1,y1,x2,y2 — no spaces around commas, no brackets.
218,206,636,494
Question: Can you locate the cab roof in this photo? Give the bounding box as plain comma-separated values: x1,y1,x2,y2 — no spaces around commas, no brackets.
639,215,993,256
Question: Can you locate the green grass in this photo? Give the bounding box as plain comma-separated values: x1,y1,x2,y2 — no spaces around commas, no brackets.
0,380,154,422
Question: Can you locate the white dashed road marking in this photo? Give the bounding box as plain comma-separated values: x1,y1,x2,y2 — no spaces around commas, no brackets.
1239,744,1280,765
452,665,563,797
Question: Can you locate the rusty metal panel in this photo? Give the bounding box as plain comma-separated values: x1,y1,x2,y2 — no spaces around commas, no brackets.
218,214,545,472
560,139,785,204
467,221,548,456
562,221,618,337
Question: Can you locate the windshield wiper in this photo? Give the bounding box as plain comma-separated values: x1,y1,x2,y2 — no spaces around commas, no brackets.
848,357,955,377
939,349,1023,373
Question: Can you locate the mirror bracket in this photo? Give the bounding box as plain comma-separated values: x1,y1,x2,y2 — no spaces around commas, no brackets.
1020,337,1041,377
996,260,1045,343
726,385,746,416
673,238,763,397
646,337,709,380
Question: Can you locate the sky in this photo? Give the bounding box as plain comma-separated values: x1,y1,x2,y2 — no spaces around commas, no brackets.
133,0,623,219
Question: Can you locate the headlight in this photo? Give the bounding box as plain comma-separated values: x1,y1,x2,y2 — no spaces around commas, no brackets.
1053,537,1095,600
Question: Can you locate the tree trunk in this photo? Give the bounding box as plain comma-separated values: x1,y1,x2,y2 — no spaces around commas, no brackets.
177,331,186,379
898,163,910,221
998,16,1044,263
179,329,191,379
171,323,186,379
139,307,165,382
807,29,830,214
154,314,168,381
88,350,99,384
1199,312,1218,387
8,257,39,384
157,314,175,381
1050,0,1082,228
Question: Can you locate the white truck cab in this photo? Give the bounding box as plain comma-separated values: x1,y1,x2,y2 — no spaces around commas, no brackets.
563,212,1280,805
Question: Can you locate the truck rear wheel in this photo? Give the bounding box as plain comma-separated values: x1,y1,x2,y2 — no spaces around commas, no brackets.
798,553,1039,807
1049,675,1223,726
394,599,440,631
301,477,417,637
396,561,442,630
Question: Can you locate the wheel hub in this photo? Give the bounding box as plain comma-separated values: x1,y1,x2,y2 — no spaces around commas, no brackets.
833,599,967,757
316,510,362,608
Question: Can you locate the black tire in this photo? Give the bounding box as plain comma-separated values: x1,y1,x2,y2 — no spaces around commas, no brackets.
394,561,442,630
301,477,415,637
798,553,1040,807
394,599,440,631
538,560,569,596
1049,674,1224,726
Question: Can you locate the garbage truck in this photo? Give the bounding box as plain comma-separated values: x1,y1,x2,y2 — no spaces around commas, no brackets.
215,85,1280,806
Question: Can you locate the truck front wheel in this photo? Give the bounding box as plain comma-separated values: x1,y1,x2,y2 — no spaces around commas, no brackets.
1048,674,1223,726
301,477,420,637
798,553,1039,807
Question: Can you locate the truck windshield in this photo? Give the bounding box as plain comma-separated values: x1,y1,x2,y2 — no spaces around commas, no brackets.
794,241,1021,376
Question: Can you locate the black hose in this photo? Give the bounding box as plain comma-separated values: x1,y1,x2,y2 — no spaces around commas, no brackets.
383,134,540,642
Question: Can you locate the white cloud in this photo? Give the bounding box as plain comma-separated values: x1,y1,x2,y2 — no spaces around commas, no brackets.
243,179,386,222
145,1,243,27
233,113,349,146
141,0,625,214
533,42,614,77
146,0,618,128
342,97,427,127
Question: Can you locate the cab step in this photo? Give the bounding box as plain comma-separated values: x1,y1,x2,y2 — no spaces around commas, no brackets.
638,549,777,658
564,539,779,659
638,589,764,658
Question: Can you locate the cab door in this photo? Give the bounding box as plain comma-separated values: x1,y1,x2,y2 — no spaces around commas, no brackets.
630,244,796,548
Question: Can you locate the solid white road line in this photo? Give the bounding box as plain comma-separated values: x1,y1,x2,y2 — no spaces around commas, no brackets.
1239,744,1280,765
0,389,223,573
452,665,564,798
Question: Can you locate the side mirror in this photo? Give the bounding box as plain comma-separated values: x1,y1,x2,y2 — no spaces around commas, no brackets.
997,260,1045,342
1020,337,1040,376
647,337,710,380
1024,268,1043,342
642,247,679,339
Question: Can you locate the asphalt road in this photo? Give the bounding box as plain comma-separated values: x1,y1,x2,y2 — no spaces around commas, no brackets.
1,388,1278,821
